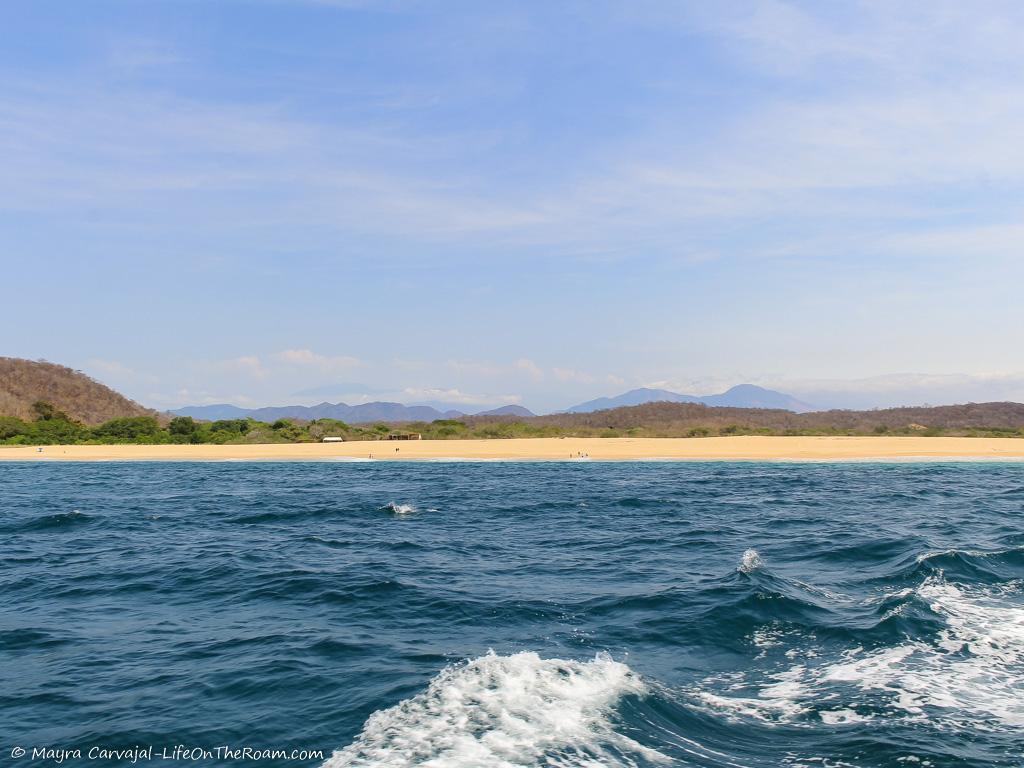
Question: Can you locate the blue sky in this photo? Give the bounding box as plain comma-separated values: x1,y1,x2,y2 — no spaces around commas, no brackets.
4,1,1024,412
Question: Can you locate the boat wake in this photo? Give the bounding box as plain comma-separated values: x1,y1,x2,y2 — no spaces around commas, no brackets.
689,572,1024,732
324,651,665,768
329,547,1024,766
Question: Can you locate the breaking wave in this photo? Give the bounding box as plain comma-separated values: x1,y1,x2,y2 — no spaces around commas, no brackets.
324,651,664,768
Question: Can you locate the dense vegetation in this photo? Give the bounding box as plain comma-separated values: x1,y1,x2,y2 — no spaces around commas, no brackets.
0,357,157,424
3,400,1024,446
0,402,368,445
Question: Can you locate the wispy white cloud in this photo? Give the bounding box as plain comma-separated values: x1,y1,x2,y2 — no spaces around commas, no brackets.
677,1,1024,78
82,358,160,391
6,2,1024,263
274,349,365,372
400,387,521,406
878,224,1024,260
0,78,548,242
515,358,544,381
446,359,504,377
447,358,550,383
552,367,622,386
144,387,263,409
552,368,590,383
220,355,268,379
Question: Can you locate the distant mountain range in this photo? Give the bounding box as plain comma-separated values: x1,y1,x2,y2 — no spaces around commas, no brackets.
172,404,254,421
171,401,536,423
171,385,811,423
564,385,815,414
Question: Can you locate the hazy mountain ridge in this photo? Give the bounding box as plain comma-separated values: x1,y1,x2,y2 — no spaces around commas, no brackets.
565,384,815,413
172,404,253,421
249,402,466,423
172,402,464,423
172,384,807,423
170,400,534,423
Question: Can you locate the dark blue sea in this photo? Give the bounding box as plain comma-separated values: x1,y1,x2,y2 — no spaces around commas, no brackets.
3,461,1024,767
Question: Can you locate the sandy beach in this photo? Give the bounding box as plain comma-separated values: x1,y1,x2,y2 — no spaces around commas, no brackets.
2,436,1024,462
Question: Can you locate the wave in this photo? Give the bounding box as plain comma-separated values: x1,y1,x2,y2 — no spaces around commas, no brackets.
686,553,848,645
688,575,1024,731
11,509,92,532
905,546,1024,583
325,651,666,768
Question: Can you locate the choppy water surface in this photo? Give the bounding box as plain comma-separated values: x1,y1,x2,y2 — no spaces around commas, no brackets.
3,462,1024,766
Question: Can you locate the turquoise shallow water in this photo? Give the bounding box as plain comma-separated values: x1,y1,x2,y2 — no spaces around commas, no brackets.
2,461,1024,766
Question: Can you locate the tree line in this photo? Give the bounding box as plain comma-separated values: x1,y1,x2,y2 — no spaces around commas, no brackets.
3,400,1024,446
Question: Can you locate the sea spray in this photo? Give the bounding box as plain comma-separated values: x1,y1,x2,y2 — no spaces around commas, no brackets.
739,548,765,573
382,502,417,516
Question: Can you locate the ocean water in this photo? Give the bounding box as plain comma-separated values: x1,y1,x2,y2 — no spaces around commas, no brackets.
2,461,1024,767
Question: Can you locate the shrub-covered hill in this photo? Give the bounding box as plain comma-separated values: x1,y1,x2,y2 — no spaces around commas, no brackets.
519,400,1024,435
0,357,158,425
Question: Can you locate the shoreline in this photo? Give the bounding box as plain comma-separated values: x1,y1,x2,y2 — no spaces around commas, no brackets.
3,436,1024,462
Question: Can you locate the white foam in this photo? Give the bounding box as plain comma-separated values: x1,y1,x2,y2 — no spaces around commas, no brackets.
693,665,811,723
325,651,665,768
383,502,416,516
818,708,870,725
739,549,764,573
822,578,1024,729
691,577,1024,731
783,757,863,768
